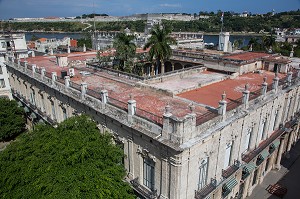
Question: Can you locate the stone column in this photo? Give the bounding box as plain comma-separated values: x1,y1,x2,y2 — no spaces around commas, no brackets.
67,46,71,54
275,134,286,170
160,157,169,199
83,44,86,52
172,63,175,71
243,175,252,198
261,76,268,98
80,82,88,100
51,72,57,87
32,64,36,76
297,67,300,78
127,95,136,116
24,61,28,72
161,61,165,74
17,59,20,67
41,67,46,80
243,84,250,109
50,48,54,55
151,64,155,76
218,92,227,121
127,95,136,123
286,129,294,158
287,71,293,86
64,76,70,88
100,90,108,109
162,104,172,139
273,72,279,93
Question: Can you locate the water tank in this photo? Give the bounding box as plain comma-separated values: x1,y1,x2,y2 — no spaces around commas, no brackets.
61,70,67,78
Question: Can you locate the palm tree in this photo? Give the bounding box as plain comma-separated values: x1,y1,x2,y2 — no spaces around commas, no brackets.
143,24,176,75
113,32,136,71
262,34,276,52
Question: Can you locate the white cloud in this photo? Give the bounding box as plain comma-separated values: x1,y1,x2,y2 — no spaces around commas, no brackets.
159,3,181,8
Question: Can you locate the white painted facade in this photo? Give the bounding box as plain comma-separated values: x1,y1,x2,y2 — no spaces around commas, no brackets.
4,55,300,199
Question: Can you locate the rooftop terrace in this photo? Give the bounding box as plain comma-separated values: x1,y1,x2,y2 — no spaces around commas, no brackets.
18,51,295,127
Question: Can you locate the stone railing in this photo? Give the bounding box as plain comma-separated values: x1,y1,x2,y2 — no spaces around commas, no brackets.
6,59,163,135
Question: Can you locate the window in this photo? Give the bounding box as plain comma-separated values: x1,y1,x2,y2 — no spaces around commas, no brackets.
30,89,36,106
51,101,56,120
62,107,67,120
40,94,45,112
223,142,233,169
258,119,266,141
1,42,6,48
271,110,278,132
242,128,252,153
198,157,209,190
143,158,155,190
0,79,6,88
284,98,291,121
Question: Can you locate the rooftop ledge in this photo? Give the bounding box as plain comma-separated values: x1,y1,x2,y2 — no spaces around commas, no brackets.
5,55,300,147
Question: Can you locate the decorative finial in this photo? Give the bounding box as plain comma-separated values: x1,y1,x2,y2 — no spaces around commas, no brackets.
189,103,195,113
263,76,267,83
245,83,249,91
222,91,226,101
165,102,171,114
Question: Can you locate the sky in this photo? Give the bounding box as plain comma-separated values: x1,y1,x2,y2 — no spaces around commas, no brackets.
0,0,300,19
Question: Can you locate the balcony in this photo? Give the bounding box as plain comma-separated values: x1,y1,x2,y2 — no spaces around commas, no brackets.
195,179,217,199
221,177,238,198
130,178,157,199
222,160,240,179
242,116,298,163
241,162,256,180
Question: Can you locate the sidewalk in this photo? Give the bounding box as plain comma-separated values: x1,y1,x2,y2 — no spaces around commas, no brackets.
246,140,300,199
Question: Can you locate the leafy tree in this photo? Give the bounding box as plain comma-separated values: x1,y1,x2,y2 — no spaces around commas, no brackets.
113,32,136,71
0,115,135,199
0,98,25,141
30,34,40,41
233,39,243,50
143,24,176,74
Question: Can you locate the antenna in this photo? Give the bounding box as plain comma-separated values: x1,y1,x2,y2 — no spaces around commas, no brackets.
93,1,96,33
220,12,224,33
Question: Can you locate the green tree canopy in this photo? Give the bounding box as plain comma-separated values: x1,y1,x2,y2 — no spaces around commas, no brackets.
0,115,135,199
0,98,25,141
113,32,136,70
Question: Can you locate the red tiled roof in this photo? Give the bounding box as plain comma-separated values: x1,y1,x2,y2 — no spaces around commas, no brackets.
178,71,286,108
223,52,270,61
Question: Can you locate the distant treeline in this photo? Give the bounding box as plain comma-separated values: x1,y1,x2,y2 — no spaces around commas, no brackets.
1,10,300,33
